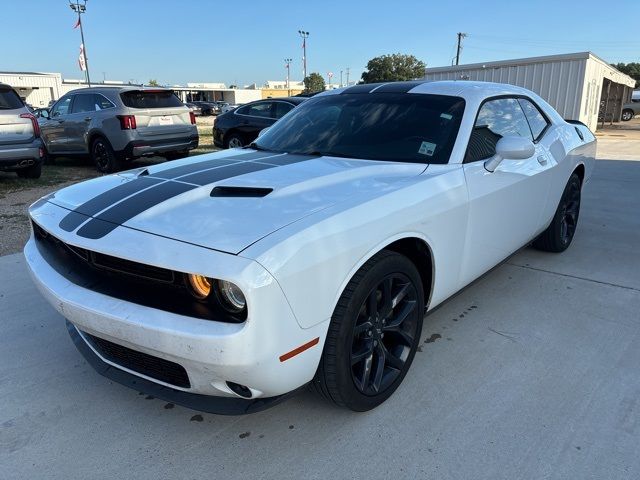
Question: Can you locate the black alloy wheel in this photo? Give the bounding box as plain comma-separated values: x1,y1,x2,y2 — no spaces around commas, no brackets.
350,273,419,395
313,250,425,411
92,137,119,173
533,173,581,253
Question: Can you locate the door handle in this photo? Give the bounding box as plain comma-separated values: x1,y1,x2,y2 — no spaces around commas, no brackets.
57,119,65,123
537,156,548,166
84,117,91,122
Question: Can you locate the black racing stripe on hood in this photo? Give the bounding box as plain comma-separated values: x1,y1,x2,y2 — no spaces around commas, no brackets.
58,151,285,233
150,151,280,179
76,181,196,239
72,153,313,239
59,176,164,232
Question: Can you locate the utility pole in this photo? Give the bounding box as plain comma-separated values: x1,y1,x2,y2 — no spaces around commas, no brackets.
340,70,343,88
346,67,350,87
455,32,467,66
284,58,292,95
298,30,309,79
70,0,91,86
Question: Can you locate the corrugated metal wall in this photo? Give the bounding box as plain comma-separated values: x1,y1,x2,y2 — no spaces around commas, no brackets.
424,58,587,124
0,73,61,107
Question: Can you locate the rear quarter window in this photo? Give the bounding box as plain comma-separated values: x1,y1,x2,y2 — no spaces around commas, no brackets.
0,87,24,110
120,90,183,109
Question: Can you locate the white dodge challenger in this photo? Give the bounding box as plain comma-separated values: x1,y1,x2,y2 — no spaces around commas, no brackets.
25,81,596,413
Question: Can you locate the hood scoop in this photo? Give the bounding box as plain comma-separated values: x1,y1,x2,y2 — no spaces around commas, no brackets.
210,186,273,198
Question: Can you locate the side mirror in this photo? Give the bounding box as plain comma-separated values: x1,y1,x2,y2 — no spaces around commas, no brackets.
484,136,535,172
40,109,50,119
258,127,270,138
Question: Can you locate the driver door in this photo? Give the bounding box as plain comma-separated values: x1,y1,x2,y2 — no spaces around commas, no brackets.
460,97,552,285
41,95,73,153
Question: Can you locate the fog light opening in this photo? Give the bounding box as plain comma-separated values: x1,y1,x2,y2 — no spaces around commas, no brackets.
226,381,252,398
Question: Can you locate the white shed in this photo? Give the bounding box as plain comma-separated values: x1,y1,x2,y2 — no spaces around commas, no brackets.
422,52,636,131
0,71,63,107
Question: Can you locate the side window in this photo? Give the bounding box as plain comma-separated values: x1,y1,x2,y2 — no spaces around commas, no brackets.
465,97,532,163
518,98,549,141
246,102,273,118
235,104,250,115
51,96,72,117
95,94,115,110
273,102,294,119
71,94,97,114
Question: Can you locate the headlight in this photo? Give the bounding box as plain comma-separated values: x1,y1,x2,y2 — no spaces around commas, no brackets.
215,280,246,312
186,274,246,314
187,274,212,299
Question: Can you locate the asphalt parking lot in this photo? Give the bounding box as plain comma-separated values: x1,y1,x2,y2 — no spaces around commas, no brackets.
2,138,639,479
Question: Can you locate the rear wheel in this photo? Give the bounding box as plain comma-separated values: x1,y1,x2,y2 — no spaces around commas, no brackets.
91,137,119,173
313,250,424,411
533,173,581,252
225,133,244,149
621,109,634,122
16,162,42,179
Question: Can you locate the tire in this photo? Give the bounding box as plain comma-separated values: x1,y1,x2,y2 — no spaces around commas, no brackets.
621,109,634,122
313,250,425,411
533,173,581,253
164,150,189,161
225,133,244,149
16,162,42,179
91,136,119,173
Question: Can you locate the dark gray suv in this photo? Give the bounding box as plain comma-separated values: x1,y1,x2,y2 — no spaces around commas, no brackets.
40,87,199,172
0,83,45,178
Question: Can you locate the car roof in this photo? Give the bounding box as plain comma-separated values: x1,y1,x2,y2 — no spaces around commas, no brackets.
63,86,177,96
324,80,537,102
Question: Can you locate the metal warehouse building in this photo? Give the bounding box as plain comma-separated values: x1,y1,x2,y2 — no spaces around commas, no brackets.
423,52,636,131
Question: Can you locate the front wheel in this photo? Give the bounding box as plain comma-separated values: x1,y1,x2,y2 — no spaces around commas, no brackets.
621,109,634,122
533,173,581,252
313,250,424,411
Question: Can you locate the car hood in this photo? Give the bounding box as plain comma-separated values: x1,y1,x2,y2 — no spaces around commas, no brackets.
48,149,427,254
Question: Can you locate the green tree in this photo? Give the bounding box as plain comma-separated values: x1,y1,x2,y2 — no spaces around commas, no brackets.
361,53,426,84
303,73,326,94
611,62,640,84
148,79,159,86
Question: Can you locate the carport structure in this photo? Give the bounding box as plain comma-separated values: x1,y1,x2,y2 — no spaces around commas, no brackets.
423,52,636,131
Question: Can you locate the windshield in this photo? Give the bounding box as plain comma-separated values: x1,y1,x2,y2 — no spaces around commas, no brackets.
254,92,465,164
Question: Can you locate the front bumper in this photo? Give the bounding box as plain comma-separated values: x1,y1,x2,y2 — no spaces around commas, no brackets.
24,200,328,406
120,135,199,158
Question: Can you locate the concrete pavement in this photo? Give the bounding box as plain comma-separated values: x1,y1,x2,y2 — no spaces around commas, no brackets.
2,155,640,479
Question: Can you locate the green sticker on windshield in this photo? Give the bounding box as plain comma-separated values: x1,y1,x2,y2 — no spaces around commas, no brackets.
418,141,436,156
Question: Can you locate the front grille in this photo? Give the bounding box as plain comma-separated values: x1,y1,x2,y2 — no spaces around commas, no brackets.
84,332,191,388
33,220,174,283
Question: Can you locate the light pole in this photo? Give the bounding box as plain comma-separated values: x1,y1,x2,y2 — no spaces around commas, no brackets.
298,30,309,80
284,58,292,95
340,70,343,88
346,67,350,87
70,0,91,86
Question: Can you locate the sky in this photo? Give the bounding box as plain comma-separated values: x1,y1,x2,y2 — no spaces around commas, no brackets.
4,0,639,87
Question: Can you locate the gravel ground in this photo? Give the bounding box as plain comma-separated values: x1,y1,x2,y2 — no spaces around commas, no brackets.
0,122,218,256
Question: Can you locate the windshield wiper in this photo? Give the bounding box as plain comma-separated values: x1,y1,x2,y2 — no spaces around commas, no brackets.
246,142,271,151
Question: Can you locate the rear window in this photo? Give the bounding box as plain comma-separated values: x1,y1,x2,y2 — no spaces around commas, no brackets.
120,90,183,109
0,87,24,110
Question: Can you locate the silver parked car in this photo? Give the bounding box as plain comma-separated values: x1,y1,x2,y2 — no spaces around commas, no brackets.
40,87,199,172
621,98,639,121
0,83,45,178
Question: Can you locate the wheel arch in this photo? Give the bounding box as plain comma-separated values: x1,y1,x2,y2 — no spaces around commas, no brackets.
87,130,108,151
331,234,436,317
573,163,585,185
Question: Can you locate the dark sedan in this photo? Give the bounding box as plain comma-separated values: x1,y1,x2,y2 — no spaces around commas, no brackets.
213,97,306,148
